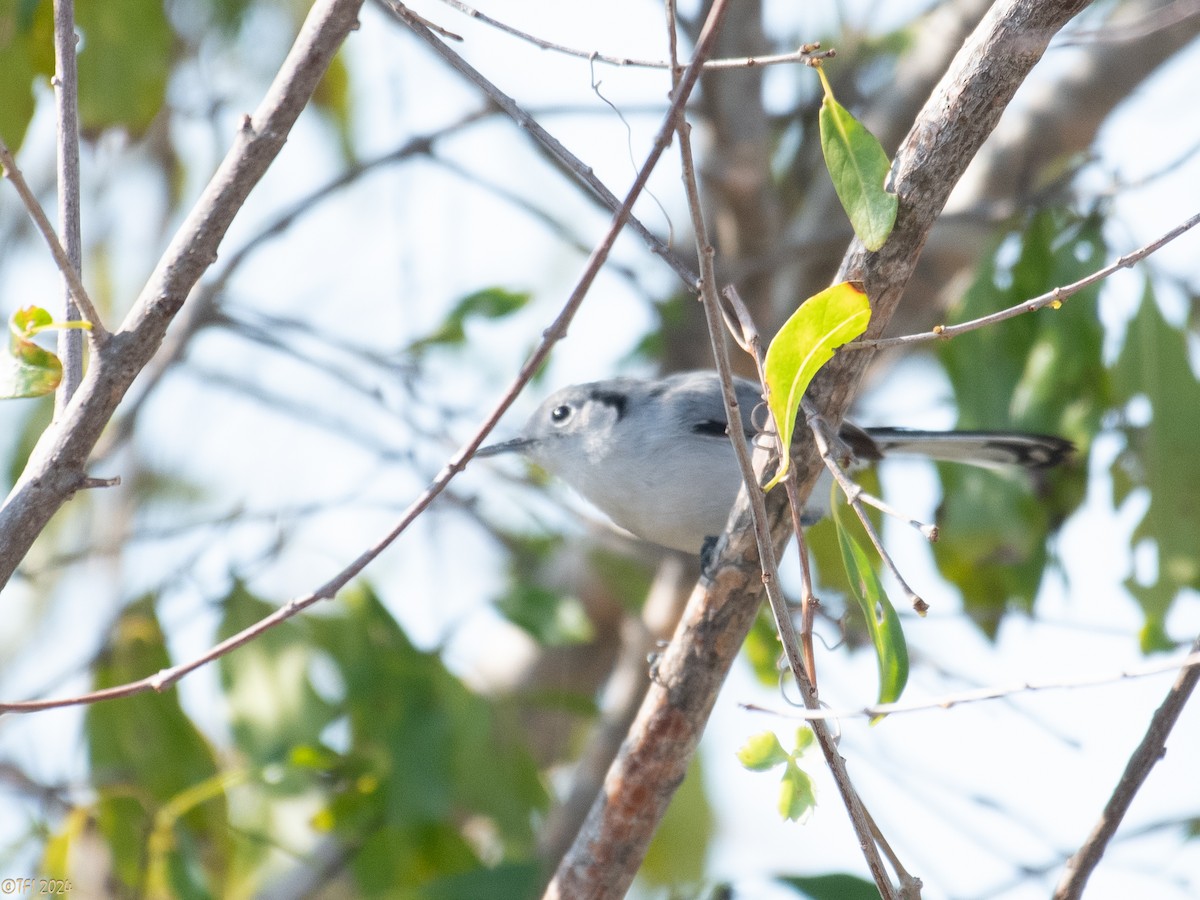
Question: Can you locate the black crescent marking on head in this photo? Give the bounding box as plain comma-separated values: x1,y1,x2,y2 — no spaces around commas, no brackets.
588,389,628,421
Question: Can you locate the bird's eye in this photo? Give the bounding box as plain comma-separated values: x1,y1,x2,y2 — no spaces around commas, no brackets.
550,404,573,425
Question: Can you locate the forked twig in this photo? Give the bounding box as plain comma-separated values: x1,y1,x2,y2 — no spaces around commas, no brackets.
804,398,929,615
0,139,107,342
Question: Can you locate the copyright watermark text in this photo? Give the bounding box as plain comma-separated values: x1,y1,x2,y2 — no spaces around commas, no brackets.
0,880,73,895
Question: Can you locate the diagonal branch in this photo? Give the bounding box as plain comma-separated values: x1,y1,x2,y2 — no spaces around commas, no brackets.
1053,630,1200,899
0,0,366,589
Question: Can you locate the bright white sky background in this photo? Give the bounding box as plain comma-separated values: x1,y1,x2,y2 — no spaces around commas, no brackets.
1,1,1199,897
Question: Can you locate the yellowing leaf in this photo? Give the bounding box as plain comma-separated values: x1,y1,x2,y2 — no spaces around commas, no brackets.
763,282,870,490
1,306,63,399
817,66,897,251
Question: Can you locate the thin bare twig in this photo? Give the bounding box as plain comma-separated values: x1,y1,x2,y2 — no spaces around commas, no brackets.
742,650,1200,721
845,209,1200,352
804,399,929,614
438,0,827,71
52,0,86,406
0,139,106,342
721,286,821,695
1053,631,1200,899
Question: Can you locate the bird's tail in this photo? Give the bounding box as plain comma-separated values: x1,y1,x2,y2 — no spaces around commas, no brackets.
866,427,1074,470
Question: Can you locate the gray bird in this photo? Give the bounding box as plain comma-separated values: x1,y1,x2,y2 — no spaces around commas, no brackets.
478,371,1072,554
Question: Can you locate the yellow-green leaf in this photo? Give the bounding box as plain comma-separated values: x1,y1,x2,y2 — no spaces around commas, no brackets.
737,730,790,771
832,496,909,717
2,306,63,399
778,760,816,822
763,282,870,490
817,66,897,251
791,726,815,755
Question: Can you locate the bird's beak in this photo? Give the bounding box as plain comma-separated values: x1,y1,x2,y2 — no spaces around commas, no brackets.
476,437,535,458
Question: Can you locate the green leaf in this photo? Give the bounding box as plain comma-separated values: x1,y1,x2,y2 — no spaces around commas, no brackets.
1,306,63,399
817,66,897,251
495,584,594,645
937,209,1102,632
778,759,817,822
409,286,531,353
0,0,54,150
421,862,542,900
737,730,790,771
216,581,336,789
832,497,909,714
307,583,548,871
778,872,881,900
744,604,787,685
86,597,230,895
763,282,871,490
75,0,172,136
791,726,815,755
641,755,714,886
1111,282,1200,649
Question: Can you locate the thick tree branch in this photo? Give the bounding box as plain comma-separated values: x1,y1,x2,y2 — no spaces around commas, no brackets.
546,1,1093,896
0,0,366,589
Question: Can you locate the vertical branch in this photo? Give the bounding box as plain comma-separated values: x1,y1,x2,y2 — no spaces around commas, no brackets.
52,0,85,410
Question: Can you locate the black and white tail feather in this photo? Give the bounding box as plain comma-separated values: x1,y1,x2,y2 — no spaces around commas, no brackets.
855,426,1073,470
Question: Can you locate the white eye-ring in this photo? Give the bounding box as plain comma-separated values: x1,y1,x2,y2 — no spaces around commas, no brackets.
550,404,574,425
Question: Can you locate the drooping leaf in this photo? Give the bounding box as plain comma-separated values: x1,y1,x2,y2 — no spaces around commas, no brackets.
763,282,871,490
778,759,817,822
816,66,897,251
1111,282,1200,650
803,470,883,651
832,496,908,714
